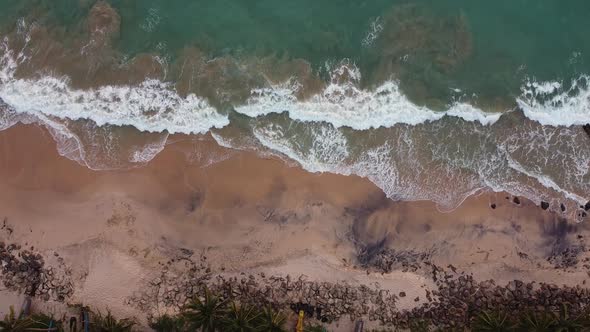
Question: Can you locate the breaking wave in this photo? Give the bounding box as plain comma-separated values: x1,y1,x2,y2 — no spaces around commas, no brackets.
1,38,590,214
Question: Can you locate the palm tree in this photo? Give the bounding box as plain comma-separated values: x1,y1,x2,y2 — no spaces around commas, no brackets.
221,302,260,332
0,306,33,332
28,312,61,331
518,310,556,332
89,309,136,332
303,324,327,332
255,306,287,332
149,314,186,332
471,310,516,332
408,319,431,332
182,287,227,332
550,304,588,332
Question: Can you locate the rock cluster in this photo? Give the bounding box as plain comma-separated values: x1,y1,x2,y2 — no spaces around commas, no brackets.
215,275,398,323
0,242,73,302
128,254,397,324
548,244,586,269
129,251,590,330
397,265,590,329
357,240,431,273
547,235,587,269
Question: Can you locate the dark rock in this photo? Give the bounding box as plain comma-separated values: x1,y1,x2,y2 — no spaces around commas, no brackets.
179,248,194,257
87,1,121,40
583,124,590,138
541,201,550,210
490,203,496,209
585,201,590,211
513,196,521,205
399,292,406,297
561,203,566,212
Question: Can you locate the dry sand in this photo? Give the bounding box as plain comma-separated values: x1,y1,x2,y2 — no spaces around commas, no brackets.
0,123,588,330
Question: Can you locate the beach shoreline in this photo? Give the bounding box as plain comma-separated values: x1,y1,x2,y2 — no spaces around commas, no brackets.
0,122,589,330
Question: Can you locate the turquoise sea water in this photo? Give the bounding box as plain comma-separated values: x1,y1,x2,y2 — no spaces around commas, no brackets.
0,0,589,216
3,0,589,102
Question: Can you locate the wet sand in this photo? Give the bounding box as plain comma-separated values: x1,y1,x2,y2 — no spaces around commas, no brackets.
0,123,589,329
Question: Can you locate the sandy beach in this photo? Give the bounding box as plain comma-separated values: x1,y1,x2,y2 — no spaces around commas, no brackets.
0,2,590,330
0,122,588,330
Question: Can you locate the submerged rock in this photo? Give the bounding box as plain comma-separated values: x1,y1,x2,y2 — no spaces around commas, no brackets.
541,201,550,210
88,1,121,39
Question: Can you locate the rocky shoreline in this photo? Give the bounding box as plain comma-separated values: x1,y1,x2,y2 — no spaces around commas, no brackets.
123,248,590,330
1,236,590,330
0,241,73,303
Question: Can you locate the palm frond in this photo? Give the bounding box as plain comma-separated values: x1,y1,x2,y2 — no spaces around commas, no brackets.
221,302,260,332
255,306,288,332
182,287,227,332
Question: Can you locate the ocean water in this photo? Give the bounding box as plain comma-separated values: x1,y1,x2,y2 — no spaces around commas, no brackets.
0,0,589,217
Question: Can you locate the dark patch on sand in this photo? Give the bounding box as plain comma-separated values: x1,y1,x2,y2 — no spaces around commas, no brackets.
357,236,389,265
357,237,432,273
540,217,589,268
345,192,390,244
541,217,577,240
187,190,204,212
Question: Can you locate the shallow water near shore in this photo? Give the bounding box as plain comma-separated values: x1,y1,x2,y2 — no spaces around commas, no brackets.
0,0,589,216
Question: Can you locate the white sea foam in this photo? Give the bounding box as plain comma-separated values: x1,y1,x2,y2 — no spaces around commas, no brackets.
1,32,590,212
505,153,586,204
0,103,24,130
0,38,186,169
0,40,229,135
0,77,229,134
129,134,169,163
36,114,88,166
517,76,590,126
236,65,502,129
362,16,383,47
252,124,350,173
445,103,502,125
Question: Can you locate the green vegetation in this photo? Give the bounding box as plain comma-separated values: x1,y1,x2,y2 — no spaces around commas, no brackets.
519,310,556,332
256,306,288,332
408,319,432,332
89,309,136,332
149,288,294,332
468,306,590,332
7,289,590,331
304,323,328,332
471,310,515,331
220,302,260,332
0,306,33,332
28,312,62,331
182,287,228,331
149,314,186,332
0,306,60,332
550,303,589,332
